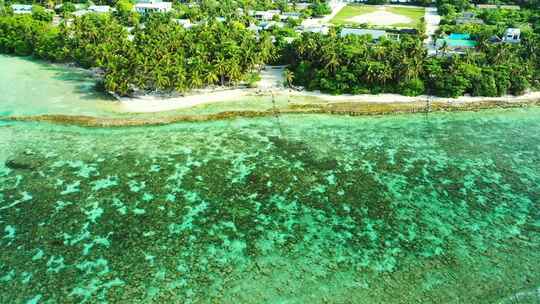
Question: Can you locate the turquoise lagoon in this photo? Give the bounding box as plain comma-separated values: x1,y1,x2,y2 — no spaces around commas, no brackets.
0,55,119,117
0,56,539,303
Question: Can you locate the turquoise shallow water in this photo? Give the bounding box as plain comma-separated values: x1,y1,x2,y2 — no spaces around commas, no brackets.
0,55,119,117
0,109,539,303
1,54,540,303
0,54,280,119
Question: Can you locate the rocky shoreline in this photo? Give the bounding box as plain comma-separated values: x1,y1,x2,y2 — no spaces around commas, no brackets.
2,98,540,127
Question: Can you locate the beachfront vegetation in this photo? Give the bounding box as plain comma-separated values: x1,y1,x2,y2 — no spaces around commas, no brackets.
0,14,273,95
0,0,539,98
286,23,540,97
109,16,274,94
425,42,537,97
286,30,427,95
284,1,540,97
429,3,540,97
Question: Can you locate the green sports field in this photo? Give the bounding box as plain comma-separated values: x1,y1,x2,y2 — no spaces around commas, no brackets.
331,5,425,28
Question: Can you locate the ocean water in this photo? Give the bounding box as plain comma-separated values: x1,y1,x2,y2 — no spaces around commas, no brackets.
0,54,279,119
1,54,539,303
0,109,539,303
0,55,119,117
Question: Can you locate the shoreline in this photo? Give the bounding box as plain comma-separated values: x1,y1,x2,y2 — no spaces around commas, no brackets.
117,88,255,113
7,55,539,115
117,87,540,113
4,97,540,127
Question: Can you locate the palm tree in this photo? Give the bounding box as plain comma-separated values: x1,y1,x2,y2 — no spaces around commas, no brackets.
175,69,188,93
440,40,450,56
190,70,204,88
205,67,219,86
284,69,295,88
215,56,228,86
154,71,170,90
226,59,242,84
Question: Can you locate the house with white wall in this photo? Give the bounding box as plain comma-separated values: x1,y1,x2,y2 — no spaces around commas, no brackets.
135,0,172,14
88,5,112,13
11,4,32,14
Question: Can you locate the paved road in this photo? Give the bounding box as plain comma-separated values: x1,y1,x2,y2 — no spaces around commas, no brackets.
424,7,441,56
302,0,346,27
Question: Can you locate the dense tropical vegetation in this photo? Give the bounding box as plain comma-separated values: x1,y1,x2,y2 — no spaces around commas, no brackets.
0,12,274,95
0,0,539,97
429,1,540,96
424,40,539,97
285,30,427,95
284,0,540,97
107,16,274,94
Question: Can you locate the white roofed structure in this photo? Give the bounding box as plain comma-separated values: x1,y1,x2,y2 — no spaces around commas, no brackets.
503,28,521,43
340,28,388,40
88,5,112,13
135,0,172,14
11,4,32,14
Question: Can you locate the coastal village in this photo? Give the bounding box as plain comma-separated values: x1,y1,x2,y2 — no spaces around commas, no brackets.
1,0,539,99
7,0,527,54
2,1,540,303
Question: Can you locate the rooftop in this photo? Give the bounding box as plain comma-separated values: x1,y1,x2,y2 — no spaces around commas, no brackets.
505,28,521,35
448,33,471,40
436,38,477,48
340,28,387,39
88,5,112,13
11,4,32,13
11,4,32,9
476,4,520,10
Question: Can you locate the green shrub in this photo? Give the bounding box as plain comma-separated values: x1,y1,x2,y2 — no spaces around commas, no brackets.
400,78,425,96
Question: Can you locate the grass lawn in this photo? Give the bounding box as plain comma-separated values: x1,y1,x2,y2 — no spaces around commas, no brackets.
331,5,379,25
331,5,425,29
388,6,425,23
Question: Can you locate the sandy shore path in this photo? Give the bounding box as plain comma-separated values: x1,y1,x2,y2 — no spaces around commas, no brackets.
118,89,255,113
117,87,540,114
117,64,540,114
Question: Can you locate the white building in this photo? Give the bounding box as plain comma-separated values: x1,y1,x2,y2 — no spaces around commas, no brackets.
280,12,302,21
340,28,388,40
253,10,281,21
302,25,329,35
54,3,86,11
259,21,285,31
294,2,311,10
11,4,32,14
72,10,89,17
503,28,521,43
135,0,172,14
88,5,112,13
173,19,193,29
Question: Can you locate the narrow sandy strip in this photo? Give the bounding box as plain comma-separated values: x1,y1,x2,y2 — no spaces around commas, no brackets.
118,89,255,113
293,91,540,104
118,88,540,113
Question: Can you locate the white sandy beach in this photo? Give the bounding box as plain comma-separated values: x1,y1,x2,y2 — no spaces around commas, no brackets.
117,64,540,113
118,89,254,113
118,86,540,113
